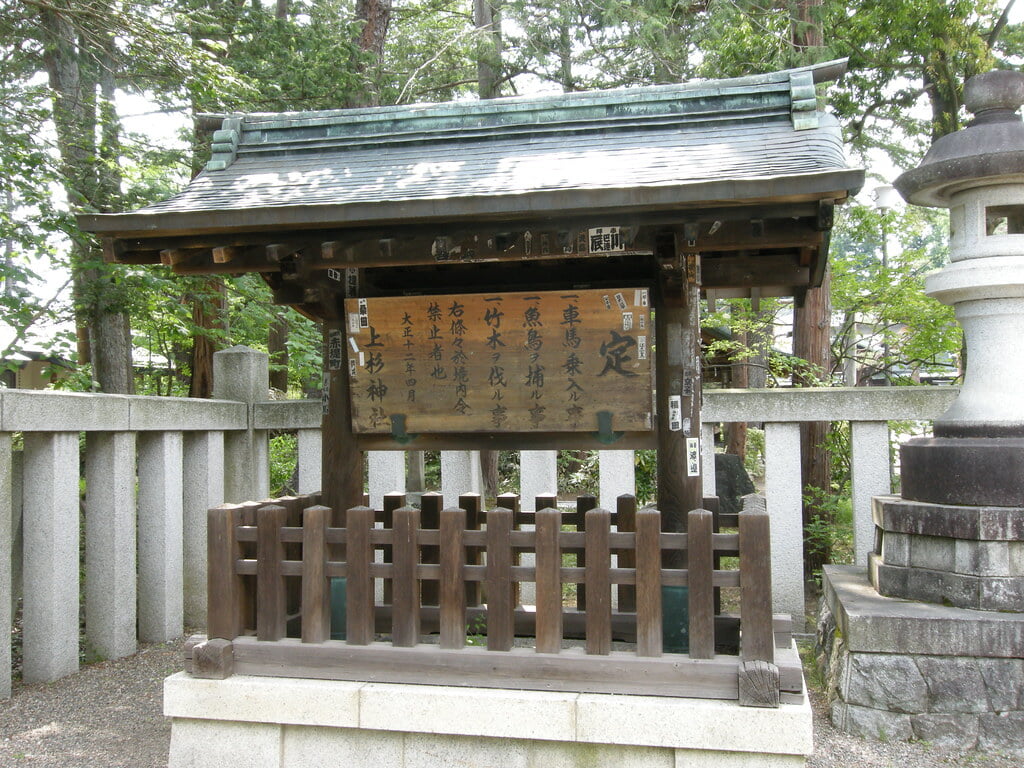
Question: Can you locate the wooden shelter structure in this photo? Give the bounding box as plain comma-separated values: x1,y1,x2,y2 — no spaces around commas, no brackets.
80,61,862,712
81,60,862,525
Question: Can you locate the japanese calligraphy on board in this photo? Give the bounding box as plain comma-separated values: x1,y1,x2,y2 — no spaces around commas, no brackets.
342,288,653,434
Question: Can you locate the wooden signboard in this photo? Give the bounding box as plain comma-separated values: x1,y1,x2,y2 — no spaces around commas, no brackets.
342,288,653,434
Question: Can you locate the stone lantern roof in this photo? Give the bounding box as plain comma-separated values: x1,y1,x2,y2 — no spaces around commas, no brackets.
896,70,1024,207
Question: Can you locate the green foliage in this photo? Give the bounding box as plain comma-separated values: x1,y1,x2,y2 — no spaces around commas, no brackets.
269,432,298,497
830,202,961,385
635,449,657,504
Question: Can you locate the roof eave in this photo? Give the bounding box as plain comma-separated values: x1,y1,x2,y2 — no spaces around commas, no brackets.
79,168,865,240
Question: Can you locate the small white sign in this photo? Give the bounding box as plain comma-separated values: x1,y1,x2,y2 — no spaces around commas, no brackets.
686,438,700,477
614,292,628,310
668,395,683,431
602,294,612,310
588,226,625,253
637,334,648,360
622,312,634,331
634,288,649,307
348,313,361,333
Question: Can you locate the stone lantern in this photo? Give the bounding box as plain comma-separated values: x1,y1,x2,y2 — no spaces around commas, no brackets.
876,70,1024,609
819,71,1024,751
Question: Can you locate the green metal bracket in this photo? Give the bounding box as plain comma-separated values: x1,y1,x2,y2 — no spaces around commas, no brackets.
390,414,418,445
594,411,624,445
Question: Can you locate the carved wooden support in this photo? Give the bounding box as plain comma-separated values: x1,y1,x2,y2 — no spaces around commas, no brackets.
738,659,781,708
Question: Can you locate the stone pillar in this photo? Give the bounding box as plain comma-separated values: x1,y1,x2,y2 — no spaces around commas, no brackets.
138,431,184,642
597,451,634,511
214,346,269,503
368,452,405,509
85,431,138,661
0,432,11,698
440,450,482,509
183,431,224,626
701,422,717,499
850,421,889,568
521,450,558,510
764,421,804,625
22,432,80,683
296,428,322,495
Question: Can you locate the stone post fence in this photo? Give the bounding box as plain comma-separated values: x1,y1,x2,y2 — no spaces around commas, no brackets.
0,345,958,697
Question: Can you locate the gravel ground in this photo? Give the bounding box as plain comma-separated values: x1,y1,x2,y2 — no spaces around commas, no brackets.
0,637,1020,768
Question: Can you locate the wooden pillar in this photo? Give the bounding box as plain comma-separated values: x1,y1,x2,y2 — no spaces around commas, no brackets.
321,306,364,517
655,238,703,557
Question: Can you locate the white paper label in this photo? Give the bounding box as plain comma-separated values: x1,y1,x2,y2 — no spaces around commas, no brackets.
348,313,361,333
614,292,628,310
686,438,700,476
588,226,625,253
602,294,612,310
668,395,683,431
637,335,648,360
634,288,649,307
622,312,634,331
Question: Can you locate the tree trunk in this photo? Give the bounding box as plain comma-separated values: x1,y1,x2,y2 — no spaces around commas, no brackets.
475,0,502,99
725,328,749,459
352,0,393,105
792,269,832,576
268,309,290,393
42,6,135,393
188,278,226,398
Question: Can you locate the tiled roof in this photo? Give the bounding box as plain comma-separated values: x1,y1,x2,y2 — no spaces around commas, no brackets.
81,61,861,237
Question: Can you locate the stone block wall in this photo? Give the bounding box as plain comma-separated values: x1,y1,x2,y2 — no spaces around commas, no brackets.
818,567,1024,754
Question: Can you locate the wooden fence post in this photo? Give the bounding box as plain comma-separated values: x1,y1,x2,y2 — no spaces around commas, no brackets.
616,494,637,612
459,493,483,606
738,495,780,708
301,505,331,643
382,492,406,605
420,492,443,607
534,506,562,654
575,494,597,610
439,506,466,649
687,508,715,659
486,506,514,651
207,504,245,641
635,507,662,657
585,507,612,655
392,505,420,647
346,506,376,645
256,504,287,641
497,493,521,607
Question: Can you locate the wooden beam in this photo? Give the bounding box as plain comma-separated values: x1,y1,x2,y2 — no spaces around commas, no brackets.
700,254,810,288
212,246,238,264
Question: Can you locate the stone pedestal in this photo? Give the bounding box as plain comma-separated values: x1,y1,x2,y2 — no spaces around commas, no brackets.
165,672,814,768
819,566,1024,752
870,496,1024,610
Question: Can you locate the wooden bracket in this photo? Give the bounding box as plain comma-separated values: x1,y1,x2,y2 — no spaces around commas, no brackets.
390,414,418,445
594,411,624,445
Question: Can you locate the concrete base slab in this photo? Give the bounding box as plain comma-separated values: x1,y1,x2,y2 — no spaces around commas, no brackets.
165,672,813,768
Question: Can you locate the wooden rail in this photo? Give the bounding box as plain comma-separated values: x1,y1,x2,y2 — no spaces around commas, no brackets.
199,492,796,706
